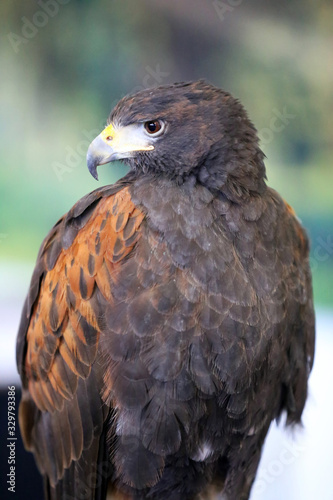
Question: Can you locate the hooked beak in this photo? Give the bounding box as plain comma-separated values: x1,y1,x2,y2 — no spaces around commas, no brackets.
86,122,154,180
87,134,114,180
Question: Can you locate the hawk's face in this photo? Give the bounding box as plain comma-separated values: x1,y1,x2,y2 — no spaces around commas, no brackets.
87,80,265,194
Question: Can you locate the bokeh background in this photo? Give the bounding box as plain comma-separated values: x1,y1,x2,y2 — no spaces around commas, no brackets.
0,1,332,499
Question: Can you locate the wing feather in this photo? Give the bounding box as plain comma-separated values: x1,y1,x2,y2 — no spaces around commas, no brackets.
17,178,145,493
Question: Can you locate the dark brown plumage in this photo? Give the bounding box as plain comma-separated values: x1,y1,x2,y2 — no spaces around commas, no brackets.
17,80,315,500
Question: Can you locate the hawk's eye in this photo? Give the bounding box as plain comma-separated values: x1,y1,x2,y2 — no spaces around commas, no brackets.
144,120,164,135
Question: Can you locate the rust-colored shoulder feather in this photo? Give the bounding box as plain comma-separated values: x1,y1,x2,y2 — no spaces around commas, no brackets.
17,178,145,492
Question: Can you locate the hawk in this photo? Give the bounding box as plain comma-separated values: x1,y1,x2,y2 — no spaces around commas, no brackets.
17,80,315,500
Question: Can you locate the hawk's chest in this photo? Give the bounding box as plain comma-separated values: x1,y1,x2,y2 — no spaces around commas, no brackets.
100,180,261,386
100,181,289,474
102,180,247,388
129,177,256,301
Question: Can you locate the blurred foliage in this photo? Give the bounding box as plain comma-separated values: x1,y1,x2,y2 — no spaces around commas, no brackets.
0,0,332,306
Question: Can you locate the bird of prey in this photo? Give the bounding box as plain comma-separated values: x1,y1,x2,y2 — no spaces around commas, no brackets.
17,80,315,500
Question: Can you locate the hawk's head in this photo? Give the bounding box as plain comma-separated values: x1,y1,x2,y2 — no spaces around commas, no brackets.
87,80,266,197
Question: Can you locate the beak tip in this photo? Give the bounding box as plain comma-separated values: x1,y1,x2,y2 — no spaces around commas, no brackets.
87,134,115,180
87,157,99,181
86,148,100,181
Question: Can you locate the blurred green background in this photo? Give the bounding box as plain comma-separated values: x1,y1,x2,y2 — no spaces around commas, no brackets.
0,0,332,307
0,3,332,499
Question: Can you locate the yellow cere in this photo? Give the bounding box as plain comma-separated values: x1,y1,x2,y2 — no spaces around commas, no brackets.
100,123,154,152
101,123,116,143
